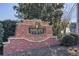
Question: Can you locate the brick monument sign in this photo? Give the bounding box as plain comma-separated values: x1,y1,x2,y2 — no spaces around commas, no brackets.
4,19,60,55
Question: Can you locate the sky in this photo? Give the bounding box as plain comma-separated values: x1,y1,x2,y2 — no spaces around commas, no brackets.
0,3,17,20
0,3,77,22
63,3,77,22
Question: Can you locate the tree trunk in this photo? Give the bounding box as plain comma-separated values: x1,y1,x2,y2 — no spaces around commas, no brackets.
63,28,66,35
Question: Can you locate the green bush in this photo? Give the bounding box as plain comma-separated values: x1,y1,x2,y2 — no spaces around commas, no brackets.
62,33,79,46
70,33,79,45
0,23,4,47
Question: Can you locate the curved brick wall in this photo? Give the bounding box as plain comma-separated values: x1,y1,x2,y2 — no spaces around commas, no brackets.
3,20,61,55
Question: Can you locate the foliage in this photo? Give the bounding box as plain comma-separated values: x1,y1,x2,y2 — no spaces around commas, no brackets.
13,3,64,20
52,18,61,36
0,20,17,42
70,33,79,45
13,3,64,36
60,20,69,34
62,33,79,46
0,23,4,46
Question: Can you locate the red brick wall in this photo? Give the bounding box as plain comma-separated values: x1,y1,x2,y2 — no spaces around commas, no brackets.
3,20,60,55
4,38,60,55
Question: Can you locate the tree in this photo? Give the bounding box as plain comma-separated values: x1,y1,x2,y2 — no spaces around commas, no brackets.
13,3,64,36
0,20,17,42
0,23,4,46
13,3,64,20
60,20,69,34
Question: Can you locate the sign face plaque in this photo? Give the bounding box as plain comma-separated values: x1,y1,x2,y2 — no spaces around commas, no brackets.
29,22,45,35
29,28,44,34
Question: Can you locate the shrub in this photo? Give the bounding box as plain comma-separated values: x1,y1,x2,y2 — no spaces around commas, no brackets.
0,23,4,47
62,33,79,46
70,33,79,45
